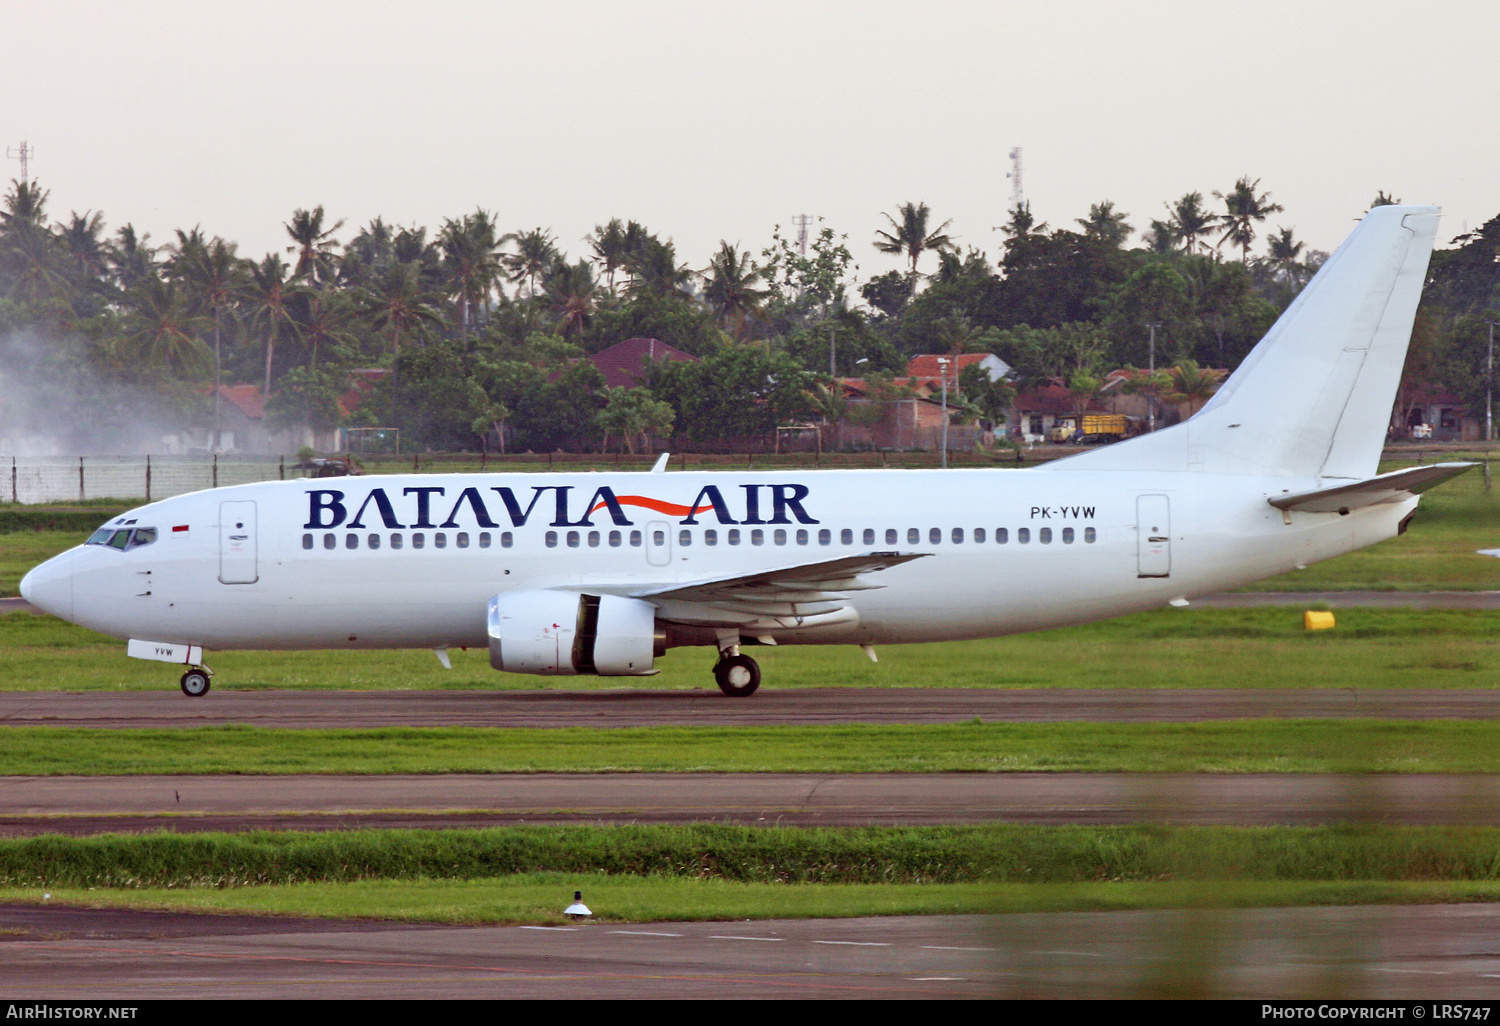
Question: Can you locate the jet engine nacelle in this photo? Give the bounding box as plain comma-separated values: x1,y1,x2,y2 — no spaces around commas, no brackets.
487,590,661,676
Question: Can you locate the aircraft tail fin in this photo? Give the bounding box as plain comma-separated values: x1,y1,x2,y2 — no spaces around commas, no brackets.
1048,205,1441,479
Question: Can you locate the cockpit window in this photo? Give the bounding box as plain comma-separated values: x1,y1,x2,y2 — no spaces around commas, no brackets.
87,527,157,551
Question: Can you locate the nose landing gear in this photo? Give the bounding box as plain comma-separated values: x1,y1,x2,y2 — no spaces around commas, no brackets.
179,666,213,697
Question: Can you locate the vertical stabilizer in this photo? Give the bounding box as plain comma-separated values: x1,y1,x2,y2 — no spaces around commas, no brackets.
1049,205,1440,479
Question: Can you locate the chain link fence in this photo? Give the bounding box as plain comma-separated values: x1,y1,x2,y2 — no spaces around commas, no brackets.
5,455,306,505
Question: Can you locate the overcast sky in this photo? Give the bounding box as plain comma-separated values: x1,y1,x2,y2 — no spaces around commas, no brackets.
6,0,1496,285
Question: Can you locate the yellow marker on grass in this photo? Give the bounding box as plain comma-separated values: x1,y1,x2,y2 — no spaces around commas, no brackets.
1304,610,1336,631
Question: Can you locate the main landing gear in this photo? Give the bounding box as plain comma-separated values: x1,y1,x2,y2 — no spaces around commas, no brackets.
179,666,213,697
713,654,760,696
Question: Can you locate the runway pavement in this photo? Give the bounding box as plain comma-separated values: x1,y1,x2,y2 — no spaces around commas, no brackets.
5,772,1500,834
5,686,1500,728
8,903,1500,998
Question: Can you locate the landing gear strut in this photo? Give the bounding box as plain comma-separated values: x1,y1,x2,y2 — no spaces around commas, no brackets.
179,666,212,697
713,653,760,697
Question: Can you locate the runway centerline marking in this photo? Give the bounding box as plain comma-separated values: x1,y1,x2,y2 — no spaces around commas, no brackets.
518,926,577,932
812,940,891,947
609,930,683,937
921,945,994,952
709,935,784,942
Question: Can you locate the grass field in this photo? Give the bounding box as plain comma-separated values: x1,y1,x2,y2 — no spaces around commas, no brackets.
9,824,1500,924
5,606,1498,692
5,719,1500,774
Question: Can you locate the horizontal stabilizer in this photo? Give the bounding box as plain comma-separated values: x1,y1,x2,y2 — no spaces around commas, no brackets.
1269,462,1475,514
633,551,929,606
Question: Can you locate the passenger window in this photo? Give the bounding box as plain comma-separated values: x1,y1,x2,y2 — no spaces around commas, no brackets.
1017,528,1030,544
435,532,447,549
413,533,425,549
1039,528,1052,544
678,529,691,547
324,533,336,550
479,532,491,548
502,532,514,548
346,533,358,549
1085,527,1097,543
820,529,832,545
545,532,557,548
863,528,875,545
368,534,381,550
751,529,764,546
609,530,622,547
391,533,403,549
886,529,897,545
629,530,642,547
1062,527,1074,544
927,527,939,545
587,531,600,548
840,528,852,545
907,528,919,545
974,528,986,543
652,529,665,547
796,529,808,545
774,529,787,545
705,529,717,546
996,528,1008,544
457,532,470,548
952,528,963,544
566,531,580,548
728,529,741,545
302,534,313,550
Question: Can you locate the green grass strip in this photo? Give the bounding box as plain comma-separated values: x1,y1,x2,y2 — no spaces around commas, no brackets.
16,877,1500,926
9,824,1500,889
6,720,1500,774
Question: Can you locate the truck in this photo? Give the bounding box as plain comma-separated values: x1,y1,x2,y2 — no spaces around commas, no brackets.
1080,414,1129,442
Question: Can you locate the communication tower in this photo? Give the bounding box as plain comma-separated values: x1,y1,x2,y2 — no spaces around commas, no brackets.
6,140,34,184
1006,147,1024,212
793,213,813,258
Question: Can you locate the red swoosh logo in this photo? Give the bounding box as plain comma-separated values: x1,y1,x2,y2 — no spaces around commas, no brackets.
590,495,714,517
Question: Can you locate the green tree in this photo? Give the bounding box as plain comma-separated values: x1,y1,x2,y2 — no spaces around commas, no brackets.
1214,177,1283,262
1167,192,1215,255
702,241,768,339
1076,201,1132,247
543,258,599,337
285,206,345,285
438,209,503,341
504,228,559,297
873,201,953,286
245,253,304,398
596,385,675,453
359,261,446,438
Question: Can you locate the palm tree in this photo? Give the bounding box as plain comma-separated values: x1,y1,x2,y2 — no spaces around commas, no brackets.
1266,227,1306,291
874,202,954,287
503,228,558,297
1165,359,1225,415
360,261,446,442
169,231,251,449
295,288,359,370
1214,177,1283,262
57,210,109,282
586,219,630,294
1076,201,1132,247
1168,192,1215,255
626,238,694,300
285,206,345,285
438,210,503,340
0,179,68,307
543,258,599,337
107,225,158,292
702,241,767,338
245,253,304,399
118,278,213,378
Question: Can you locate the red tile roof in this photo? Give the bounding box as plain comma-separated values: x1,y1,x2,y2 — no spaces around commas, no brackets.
905,353,995,378
591,337,697,389
209,384,266,420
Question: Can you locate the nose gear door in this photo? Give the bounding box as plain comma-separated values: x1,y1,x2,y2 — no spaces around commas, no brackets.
218,500,258,584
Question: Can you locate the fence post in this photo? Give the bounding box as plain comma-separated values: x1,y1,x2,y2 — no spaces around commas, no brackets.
145,455,151,503
413,453,420,473
1486,460,1492,494
212,453,218,489
10,457,15,504
279,455,285,481
79,457,85,502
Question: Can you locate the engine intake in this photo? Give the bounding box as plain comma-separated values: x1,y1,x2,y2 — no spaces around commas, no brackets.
487,590,660,676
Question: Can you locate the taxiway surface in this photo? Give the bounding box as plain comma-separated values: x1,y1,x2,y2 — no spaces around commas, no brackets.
4,686,1500,728
5,772,1500,834
7,903,1500,999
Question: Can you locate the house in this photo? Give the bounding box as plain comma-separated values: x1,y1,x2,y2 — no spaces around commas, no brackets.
1011,380,1112,443
590,337,698,388
1395,385,1481,441
905,352,1011,384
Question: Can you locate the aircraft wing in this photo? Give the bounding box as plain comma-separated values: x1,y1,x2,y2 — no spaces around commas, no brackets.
631,551,929,630
1269,462,1475,514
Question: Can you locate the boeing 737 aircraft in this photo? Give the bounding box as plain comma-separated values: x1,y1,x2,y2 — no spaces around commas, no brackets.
20,205,1471,696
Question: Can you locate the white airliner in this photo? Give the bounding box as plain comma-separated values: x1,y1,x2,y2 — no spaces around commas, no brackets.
20,205,1471,697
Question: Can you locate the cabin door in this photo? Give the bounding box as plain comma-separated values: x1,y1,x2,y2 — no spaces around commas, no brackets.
645,520,672,567
1136,494,1171,578
218,500,259,584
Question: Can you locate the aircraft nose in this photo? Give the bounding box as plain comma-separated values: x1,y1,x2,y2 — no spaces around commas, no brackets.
19,551,75,621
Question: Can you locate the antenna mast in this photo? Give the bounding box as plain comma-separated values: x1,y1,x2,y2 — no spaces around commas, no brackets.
792,213,813,258
6,140,34,184
1006,147,1024,212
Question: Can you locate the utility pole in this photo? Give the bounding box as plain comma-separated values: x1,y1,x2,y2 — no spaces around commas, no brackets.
1007,147,1024,212
1487,318,1498,443
828,323,836,377
937,357,951,469
6,140,34,184
1145,322,1161,432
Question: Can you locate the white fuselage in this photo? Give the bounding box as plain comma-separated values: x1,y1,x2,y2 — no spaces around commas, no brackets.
21,467,1412,654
